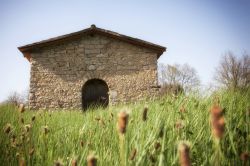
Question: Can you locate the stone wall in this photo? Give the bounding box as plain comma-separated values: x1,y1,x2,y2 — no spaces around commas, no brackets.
29,33,159,109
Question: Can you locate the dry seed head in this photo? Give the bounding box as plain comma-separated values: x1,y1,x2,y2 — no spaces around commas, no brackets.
43,126,49,135
154,141,161,150
31,115,36,122
180,106,186,113
211,105,223,117
158,126,164,138
142,107,148,121
29,148,35,156
94,117,100,121
19,104,25,113
149,155,156,163
16,142,22,147
54,160,63,166
87,154,97,166
175,120,185,130
71,159,77,166
24,124,31,132
16,152,20,158
130,118,134,124
80,140,84,147
110,112,114,118
4,123,12,134
20,133,25,142
20,118,24,124
240,152,249,161
99,119,105,126
19,158,25,166
117,111,129,134
178,142,191,166
129,148,137,160
210,106,225,139
26,137,31,143
11,135,16,143
11,140,17,148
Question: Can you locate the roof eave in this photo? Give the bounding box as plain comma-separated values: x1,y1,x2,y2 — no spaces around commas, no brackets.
18,25,166,59
18,28,93,53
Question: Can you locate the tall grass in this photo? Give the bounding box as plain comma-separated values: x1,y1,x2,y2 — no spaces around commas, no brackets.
0,89,249,165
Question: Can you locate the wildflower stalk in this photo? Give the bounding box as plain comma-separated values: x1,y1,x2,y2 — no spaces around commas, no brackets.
117,111,129,166
87,154,97,166
159,126,166,166
129,148,137,161
71,158,77,166
19,104,25,113
42,125,49,163
210,105,225,165
142,107,148,121
19,157,25,166
29,147,35,165
119,134,125,166
178,142,191,166
212,139,224,166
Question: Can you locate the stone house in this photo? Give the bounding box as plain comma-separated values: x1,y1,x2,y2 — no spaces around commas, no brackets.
18,25,166,110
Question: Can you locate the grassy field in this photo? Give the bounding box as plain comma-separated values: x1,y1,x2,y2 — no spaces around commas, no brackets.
0,90,249,166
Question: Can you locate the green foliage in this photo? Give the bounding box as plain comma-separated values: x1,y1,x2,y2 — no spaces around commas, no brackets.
0,90,249,165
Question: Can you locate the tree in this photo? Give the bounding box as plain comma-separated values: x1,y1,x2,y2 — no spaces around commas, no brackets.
241,53,250,87
3,89,29,106
214,52,250,90
5,91,24,105
158,63,200,93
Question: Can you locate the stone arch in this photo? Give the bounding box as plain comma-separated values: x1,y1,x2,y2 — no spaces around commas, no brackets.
82,78,109,110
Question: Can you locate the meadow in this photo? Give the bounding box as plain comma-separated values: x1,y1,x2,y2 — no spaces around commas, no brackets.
0,89,249,166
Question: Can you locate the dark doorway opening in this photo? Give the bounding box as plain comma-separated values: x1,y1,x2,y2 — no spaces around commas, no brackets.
82,79,109,110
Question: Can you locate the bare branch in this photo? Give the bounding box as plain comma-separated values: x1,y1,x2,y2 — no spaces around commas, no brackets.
158,63,200,93
214,51,250,90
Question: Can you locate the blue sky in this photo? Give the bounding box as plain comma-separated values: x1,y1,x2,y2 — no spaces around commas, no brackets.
0,0,250,101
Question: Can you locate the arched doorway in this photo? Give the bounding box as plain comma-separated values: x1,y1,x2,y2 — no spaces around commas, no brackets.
82,79,109,110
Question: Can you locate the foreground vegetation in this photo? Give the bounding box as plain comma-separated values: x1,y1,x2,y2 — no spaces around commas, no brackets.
0,90,249,166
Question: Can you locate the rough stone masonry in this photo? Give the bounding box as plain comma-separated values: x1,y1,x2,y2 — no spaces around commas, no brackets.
18,25,166,110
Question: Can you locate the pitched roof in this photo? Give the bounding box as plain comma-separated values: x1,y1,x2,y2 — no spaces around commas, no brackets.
18,24,166,59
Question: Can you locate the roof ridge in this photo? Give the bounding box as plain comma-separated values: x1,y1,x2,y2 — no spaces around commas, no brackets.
18,25,166,58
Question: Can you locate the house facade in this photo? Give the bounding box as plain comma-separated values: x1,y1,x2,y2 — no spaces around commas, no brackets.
18,25,166,110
